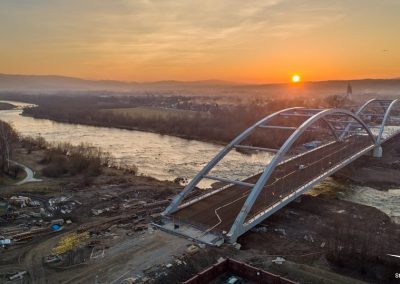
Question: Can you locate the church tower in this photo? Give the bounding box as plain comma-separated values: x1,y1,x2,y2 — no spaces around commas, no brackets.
346,83,352,100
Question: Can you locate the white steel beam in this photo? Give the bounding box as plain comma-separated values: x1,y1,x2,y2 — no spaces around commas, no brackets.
203,175,255,187
227,109,376,242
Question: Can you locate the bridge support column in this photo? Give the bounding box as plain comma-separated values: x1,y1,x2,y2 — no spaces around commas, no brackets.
372,146,382,158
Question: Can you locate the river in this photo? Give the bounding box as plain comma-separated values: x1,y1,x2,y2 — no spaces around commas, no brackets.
1,100,399,222
0,101,272,187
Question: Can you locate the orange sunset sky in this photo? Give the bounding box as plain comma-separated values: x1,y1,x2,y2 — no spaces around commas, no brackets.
0,0,399,83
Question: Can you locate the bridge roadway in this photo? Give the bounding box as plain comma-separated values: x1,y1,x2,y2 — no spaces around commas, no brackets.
171,135,372,234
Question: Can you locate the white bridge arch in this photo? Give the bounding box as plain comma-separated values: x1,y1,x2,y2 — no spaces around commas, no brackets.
161,99,400,244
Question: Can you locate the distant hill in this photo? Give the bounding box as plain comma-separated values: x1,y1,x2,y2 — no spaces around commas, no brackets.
0,74,137,92
0,74,235,92
0,74,400,99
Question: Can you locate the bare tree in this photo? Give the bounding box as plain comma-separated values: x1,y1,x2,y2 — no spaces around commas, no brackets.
0,120,18,173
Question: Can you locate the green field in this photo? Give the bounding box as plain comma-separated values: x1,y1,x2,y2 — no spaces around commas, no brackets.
101,106,207,120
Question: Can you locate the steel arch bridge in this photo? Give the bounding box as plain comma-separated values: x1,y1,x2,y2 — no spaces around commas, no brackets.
160,98,400,245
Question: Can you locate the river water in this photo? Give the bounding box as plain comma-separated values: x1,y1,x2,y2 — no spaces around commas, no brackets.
1,100,399,222
340,186,400,224
0,101,272,187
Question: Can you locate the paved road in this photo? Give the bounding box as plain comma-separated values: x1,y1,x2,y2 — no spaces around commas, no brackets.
172,135,373,233
10,160,42,185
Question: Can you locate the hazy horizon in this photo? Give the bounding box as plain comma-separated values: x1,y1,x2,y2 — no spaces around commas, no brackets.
1,0,400,83
1,72,400,85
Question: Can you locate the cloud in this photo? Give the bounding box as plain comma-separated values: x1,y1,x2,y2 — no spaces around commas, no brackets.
0,1,343,44
0,0,347,76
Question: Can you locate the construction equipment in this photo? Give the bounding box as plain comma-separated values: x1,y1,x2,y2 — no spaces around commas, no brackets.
52,231,89,255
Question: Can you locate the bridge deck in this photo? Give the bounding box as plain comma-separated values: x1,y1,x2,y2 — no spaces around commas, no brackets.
171,136,372,234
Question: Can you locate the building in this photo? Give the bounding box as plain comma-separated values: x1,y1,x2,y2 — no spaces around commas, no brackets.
184,258,297,284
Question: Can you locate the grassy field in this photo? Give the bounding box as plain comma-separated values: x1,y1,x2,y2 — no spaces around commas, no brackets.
100,106,207,120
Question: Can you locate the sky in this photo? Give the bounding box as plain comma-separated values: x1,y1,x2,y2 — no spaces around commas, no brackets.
0,0,399,83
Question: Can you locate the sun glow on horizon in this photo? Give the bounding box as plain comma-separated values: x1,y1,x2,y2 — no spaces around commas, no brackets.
0,1,399,82
291,74,301,83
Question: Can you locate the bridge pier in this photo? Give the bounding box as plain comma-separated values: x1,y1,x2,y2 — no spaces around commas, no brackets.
372,146,382,158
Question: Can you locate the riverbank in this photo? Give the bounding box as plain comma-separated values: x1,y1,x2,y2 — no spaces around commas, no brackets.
19,93,324,150
0,102,15,110
20,111,227,146
2,106,272,184
335,135,400,189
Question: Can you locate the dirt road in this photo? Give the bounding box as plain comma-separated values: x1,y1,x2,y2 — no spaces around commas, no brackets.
10,160,42,185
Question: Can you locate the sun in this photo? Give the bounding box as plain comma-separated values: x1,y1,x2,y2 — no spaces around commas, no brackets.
291,74,301,83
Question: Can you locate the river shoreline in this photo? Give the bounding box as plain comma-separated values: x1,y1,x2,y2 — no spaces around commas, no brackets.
20,112,227,146
0,102,16,110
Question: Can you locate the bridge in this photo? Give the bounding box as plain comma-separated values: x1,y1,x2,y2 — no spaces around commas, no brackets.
158,99,400,245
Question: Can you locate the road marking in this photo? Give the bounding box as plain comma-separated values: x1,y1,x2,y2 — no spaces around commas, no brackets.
387,254,400,259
